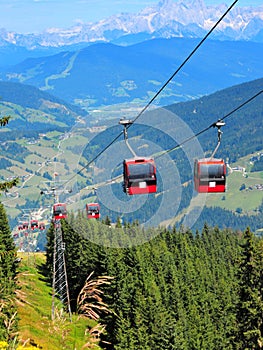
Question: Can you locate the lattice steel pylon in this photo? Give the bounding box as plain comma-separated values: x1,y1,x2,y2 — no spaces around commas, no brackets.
52,220,72,321
40,177,72,321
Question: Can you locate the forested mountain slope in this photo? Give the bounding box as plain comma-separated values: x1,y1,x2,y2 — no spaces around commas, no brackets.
0,81,88,146
2,212,263,349
43,216,263,349
165,77,263,162
80,77,263,230
1,38,262,106
1,77,262,233
0,81,86,128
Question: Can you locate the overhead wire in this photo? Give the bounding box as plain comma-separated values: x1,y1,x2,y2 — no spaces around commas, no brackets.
154,89,263,159
72,87,263,196
57,0,240,190
130,0,240,126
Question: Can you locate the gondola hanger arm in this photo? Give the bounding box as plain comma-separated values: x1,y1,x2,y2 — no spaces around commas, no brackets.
119,118,138,158
210,120,225,159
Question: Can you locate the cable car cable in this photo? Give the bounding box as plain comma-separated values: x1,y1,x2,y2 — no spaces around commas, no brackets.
128,0,240,128
57,0,240,191
220,88,263,122
78,88,262,195
154,89,263,159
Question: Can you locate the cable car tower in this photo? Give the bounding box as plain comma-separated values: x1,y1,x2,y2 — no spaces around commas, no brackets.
41,181,72,321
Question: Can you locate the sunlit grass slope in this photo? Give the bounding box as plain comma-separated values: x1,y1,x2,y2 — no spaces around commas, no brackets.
16,252,101,350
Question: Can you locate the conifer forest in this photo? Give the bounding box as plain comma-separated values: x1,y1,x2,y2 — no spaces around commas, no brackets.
43,214,262,349
1,197,263,348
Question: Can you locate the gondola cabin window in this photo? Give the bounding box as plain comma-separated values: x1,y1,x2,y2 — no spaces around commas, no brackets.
39,222,46,230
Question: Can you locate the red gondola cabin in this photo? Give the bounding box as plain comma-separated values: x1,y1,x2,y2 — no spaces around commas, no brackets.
30,220,39,230
194,158,226,193
86,203,100,219
123,157,157,195
39,222,46,230
53,203,67,220
22,222,29,230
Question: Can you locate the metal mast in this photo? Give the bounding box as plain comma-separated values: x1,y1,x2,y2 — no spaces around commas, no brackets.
41,179,72,321
52,219,72,321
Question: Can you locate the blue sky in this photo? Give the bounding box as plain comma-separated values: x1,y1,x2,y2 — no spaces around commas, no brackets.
0,0,262,34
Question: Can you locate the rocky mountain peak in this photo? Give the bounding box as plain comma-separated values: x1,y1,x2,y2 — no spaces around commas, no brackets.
0,0,262,49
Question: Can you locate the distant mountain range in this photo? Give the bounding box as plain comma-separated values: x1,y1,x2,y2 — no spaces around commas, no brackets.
0,0,262,109
1,38,262,107
0,0,262,64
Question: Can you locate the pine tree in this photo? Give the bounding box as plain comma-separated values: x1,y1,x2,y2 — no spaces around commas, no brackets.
235,227,263,349
0,116,10,126
0,202,18,341
104,216,111,226
0,116,19,192
115,217,122,228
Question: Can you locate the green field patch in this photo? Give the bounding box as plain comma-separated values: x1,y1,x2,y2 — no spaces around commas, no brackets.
16,252,101,350
25,110,57,125
60,134,89,150
9,165,30,177
26,144,58,160
0,168,13,179
86,101,147,121
205,170,263,213
22,174,45,187
46,130,63,138
24,153,45,165
55,151,82,173
43,51,79,91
